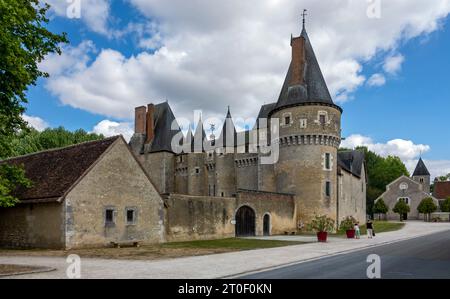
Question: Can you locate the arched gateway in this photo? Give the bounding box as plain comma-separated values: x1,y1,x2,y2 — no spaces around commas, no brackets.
235,206,256,237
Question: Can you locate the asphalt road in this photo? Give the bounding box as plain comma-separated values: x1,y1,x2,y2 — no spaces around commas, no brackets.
240,230,450,279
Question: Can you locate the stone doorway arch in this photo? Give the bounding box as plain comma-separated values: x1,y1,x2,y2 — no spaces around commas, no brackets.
235,206,256,237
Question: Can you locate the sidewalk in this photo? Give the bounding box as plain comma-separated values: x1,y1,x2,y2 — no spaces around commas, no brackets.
1,221,449,279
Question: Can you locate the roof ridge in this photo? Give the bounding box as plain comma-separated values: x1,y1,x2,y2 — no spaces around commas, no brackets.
0,135,120,163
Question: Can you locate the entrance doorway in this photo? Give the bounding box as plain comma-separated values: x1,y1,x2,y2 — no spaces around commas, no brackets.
235,206,256,237
263,214,270,236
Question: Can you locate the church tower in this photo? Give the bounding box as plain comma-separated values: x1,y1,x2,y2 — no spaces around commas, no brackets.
412,158,431,194
270,15,342,224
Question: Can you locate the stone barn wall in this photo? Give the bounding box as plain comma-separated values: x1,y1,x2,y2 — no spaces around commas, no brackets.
0,202,64,249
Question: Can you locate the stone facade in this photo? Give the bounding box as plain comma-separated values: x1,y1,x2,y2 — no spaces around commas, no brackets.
376,175,439,221
64,139,165,249
129,27,367,232
0,203,64,249
0,137,165,249
164,190,296,242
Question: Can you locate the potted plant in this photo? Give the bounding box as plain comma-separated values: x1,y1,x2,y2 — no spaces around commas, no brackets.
340,216,357,239
308,215,335,242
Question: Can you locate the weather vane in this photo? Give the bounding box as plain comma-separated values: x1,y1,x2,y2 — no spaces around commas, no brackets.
301,9,308,29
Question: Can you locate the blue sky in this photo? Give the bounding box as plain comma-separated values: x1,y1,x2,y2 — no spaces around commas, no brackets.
24,0,450,178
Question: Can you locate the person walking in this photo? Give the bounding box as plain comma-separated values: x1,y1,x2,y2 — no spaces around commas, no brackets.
367,220,374,239
354,222,361,239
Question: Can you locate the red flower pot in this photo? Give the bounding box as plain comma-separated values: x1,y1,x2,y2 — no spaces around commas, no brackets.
317,232,328,242
346,229,355,239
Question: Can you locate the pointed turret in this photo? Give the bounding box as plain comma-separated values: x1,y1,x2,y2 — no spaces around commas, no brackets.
192,116,206,152
272,26,341,113
413,158,430,176
218,107,237,149
412,158,431,193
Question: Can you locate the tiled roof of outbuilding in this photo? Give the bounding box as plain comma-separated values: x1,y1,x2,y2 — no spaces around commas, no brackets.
0,136,120,203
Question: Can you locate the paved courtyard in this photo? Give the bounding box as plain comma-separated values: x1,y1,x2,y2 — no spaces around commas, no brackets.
1,221,449,279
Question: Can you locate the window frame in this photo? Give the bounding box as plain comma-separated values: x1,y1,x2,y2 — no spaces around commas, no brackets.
125,207,137,225
104,207,116,227
325,181,331,197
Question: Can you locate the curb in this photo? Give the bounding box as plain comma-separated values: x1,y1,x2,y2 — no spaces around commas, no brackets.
0,266,56,278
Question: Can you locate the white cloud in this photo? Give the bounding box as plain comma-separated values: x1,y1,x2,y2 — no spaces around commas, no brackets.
341,134,430,161
22,114,50,132
45,0,111,36
341,134,450,180
367,73,386,87
405,159,450,181
383,54,405,75
42,0,450,121
92,120,133,142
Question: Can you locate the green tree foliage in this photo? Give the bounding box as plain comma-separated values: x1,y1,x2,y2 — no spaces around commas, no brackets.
0,0,68,207
417,197,438,222
373,198,389,220
356,146,409,216
393,200,410,222
441,197,450,213
9,127,104,158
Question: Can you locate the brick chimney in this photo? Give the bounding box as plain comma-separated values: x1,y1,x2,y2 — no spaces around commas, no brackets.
134,106,146,134
145,104,155,144
290,36,306,86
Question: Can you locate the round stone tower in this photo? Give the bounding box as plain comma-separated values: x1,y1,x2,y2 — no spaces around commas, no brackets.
270,26,342,224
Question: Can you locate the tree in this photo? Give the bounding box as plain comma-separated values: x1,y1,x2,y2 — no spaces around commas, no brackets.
9,127,103,158
393,200,410,222
417,197,438,222
0,0,68,207
373,198,389,220
440,197,450,213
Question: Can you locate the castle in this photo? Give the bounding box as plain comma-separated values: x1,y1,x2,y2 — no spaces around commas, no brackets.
0,23,368,249
130,24,367,235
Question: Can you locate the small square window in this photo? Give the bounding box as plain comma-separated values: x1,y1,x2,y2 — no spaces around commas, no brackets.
126,209,136,224
105,209,115,225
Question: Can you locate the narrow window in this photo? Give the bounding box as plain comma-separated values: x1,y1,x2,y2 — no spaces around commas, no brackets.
221,192,224,197
319,114,326,126
285,116,291,125
126,209,136,224
213,185,216,196
325,182,331,197
325,153,331,170
300,119,307,128
105,209,114,225
195,167,200,174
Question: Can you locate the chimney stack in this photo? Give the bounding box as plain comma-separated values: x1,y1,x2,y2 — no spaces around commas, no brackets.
290,36,306,86
135,106,146,134
145,103,155,144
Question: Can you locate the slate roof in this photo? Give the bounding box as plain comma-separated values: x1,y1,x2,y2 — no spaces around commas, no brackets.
273,29,341,114
149,102,182,153
0,136,120,203
433,181,450,199
338,150,365,178
217,107,237,148
412,158,430,176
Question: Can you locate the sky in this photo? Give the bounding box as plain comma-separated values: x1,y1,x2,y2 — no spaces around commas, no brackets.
24,0,450,179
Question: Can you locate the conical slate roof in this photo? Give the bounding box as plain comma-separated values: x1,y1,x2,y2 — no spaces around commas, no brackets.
413,158,430,176
273,28,341,113
218,107,237,148
192,117,207,152
150,102,182,153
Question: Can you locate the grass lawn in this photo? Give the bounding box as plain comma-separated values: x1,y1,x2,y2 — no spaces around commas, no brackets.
0,264,46,276
0,238,306,261
337,220,405,236
297,220,405,237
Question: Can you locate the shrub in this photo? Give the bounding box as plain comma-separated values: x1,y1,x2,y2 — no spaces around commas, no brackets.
393,200,410,221
339,216,357,231
417,197,438,222
373,199,389,220
308,215,335,233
